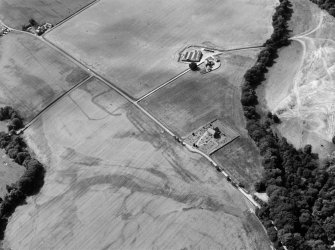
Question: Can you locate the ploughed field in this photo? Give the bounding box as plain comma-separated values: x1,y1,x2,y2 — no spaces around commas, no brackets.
4,78,271,250
45,0,277,99
0,32,89,121
0,0,280,248
0,0,95,29
141,50,264,190
263,0,335,157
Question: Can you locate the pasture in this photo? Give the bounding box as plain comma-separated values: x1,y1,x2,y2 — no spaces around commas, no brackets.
257,40,304,112
141,49,264,189
4,77,271,250
46,0,277,98
0,0,95,29
0,32,89,121
0,149,25,198
288,0,322,36
263,0,335,156
0,122,25,199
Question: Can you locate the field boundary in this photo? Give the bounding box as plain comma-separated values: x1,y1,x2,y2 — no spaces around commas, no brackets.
20,75,93,132
136,69,190,102
42,0,101,36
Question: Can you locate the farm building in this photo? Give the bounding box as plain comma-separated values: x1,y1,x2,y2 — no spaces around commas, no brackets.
181,50,203,62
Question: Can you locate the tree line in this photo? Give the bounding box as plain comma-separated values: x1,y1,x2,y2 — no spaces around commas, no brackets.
310,0,335,16
0,107,45,239
241,0,335,249
0,106,24,132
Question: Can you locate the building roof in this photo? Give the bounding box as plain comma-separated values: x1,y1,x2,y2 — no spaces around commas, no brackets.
181,50,203,62
208,128,215,135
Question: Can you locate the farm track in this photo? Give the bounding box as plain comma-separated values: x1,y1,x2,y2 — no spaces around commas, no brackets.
1,16,264,210
136,69,191,102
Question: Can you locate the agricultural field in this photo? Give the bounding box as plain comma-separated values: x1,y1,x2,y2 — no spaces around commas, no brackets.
0,0,95,29
46,0,277,99
263,0,335,157
0,32,89,121
141,49,264,189
141,50,261,136
4,78,271,249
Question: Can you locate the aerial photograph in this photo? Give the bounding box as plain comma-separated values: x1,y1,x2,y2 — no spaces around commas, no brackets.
0,0,335,249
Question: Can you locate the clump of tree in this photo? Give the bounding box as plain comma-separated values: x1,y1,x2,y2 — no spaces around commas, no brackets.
213,127,221,139
0,106,24,132
189,62,199,71
22,18,39,31
240,0,335,249
0,108,45,240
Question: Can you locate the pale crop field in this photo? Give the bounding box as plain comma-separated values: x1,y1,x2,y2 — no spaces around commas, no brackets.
0,0,95,29
4,78,271,250
264,0,335,156
46,0,277,99
0,32,89,121
140,49,264,189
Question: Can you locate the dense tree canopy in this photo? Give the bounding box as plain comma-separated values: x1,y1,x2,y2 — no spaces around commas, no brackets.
0,106,24,132
0,107,45,240
189,62,198,71
241,0,335,249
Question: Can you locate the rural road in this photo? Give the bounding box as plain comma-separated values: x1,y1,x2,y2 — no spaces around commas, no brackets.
1,16,262,210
